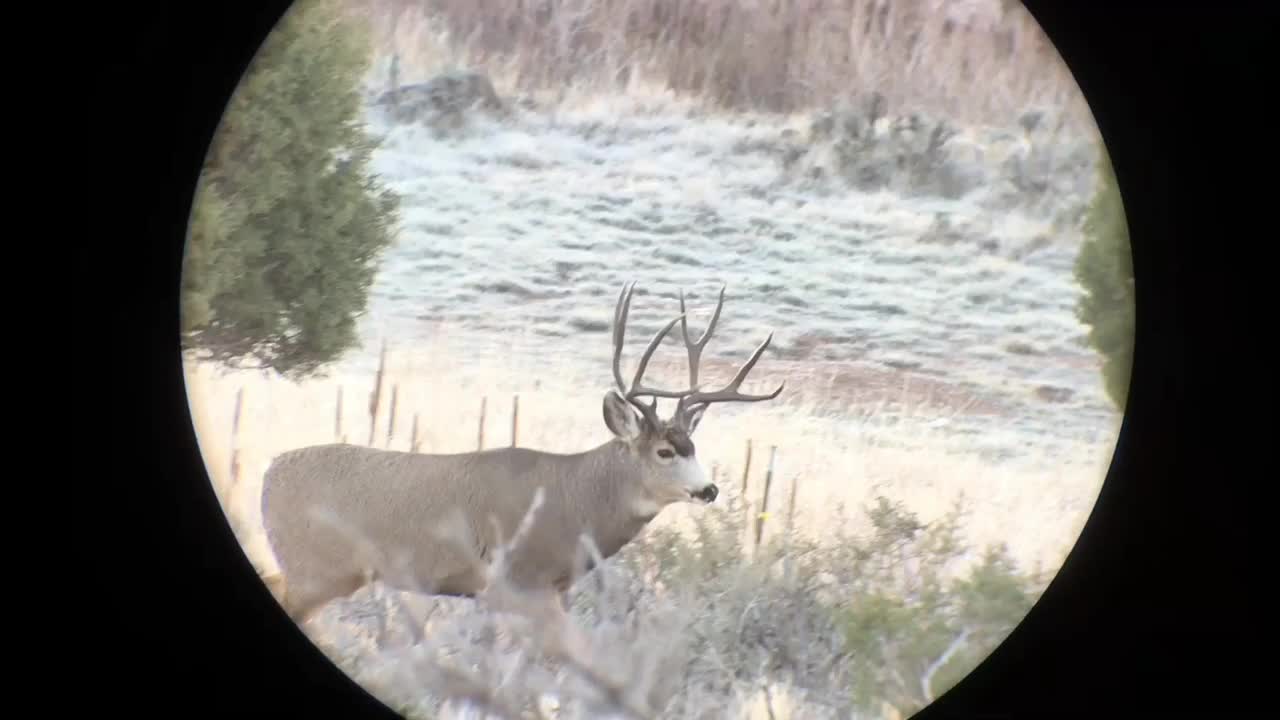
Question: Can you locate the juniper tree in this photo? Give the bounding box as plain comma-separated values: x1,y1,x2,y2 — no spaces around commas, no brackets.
1073,145,1134,411
181,0,399,377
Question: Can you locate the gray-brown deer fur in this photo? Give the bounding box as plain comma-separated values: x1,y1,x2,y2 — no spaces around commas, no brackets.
260,282,783,624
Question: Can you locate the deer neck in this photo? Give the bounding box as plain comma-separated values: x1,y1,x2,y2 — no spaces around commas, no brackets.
568,439,661,562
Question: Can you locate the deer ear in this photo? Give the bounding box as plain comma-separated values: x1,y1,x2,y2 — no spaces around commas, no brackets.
603,391,644,441
683,404,708,435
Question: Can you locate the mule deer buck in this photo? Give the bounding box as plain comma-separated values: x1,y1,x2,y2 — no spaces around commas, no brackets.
259,282,784,628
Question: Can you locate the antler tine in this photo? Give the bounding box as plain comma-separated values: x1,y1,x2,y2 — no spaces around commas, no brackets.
611,281,636,395
679,284,726,390
677,330,785,418
610,281,692,428
630,312,692,400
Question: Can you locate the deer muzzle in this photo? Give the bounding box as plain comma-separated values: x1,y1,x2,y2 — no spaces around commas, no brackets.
691,483,719,503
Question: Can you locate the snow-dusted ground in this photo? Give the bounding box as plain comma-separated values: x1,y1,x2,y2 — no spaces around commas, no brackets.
340,96,1119,468
186,90,1122,595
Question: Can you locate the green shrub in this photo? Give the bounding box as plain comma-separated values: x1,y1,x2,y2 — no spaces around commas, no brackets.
1073,144,1135,410
836,496,1041,715
181,0,400,378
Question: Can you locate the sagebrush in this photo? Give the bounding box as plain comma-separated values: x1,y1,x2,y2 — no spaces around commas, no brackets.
297,487,1043,719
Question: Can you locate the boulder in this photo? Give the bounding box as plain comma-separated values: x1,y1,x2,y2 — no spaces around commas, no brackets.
375,70,510,131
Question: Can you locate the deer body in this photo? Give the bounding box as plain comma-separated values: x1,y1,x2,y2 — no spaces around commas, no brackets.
262,440,682,620
259,282,783,625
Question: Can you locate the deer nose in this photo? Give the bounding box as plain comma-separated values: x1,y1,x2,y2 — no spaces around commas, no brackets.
694,483,719,503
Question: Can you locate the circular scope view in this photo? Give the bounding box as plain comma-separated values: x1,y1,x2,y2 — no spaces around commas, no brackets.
181,1,1132,718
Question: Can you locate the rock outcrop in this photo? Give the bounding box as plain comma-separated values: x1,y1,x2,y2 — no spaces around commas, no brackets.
374,70,510,134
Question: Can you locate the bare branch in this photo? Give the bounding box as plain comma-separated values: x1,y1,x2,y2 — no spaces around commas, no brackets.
921,627,972,703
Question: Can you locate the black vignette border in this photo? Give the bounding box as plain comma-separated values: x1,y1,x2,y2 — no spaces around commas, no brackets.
95,1,1263,718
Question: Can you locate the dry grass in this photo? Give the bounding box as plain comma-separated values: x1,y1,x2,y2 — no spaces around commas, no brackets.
341,0,1091,130
181,323,1105,718
183,323,1110,584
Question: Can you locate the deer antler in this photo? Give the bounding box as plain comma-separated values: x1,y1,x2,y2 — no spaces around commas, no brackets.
673,285,784,430
610,282,784,433
611,281,692,429
678,285,725,390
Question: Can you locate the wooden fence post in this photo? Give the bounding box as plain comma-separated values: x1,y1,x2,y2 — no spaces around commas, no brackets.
368,340,387,446
740,439,754,537
511,394,519,447
753,445,777,552
784,472,801,585
786,473,800,537
386,383,399,448
477,396,487,450
229,387,244,493
334,386,343,442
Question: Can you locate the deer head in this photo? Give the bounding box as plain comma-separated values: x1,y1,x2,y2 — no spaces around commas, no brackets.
602,281,784,507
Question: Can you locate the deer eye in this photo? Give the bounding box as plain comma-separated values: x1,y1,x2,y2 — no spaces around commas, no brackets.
656,448,674,459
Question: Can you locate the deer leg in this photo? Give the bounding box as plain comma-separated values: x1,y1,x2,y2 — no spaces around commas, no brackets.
371,586,392,650
261,573,287,604
395,594,427,646
371,587,426,650
281,590,327,627
279,572,367,629
263,573,321,624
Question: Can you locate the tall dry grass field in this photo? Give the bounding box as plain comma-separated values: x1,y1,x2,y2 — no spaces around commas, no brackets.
346,0,1089,129
185,322,1111,586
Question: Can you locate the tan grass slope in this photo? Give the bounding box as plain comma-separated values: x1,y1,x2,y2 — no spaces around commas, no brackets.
185,324,1109,597
349,0,1089,129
